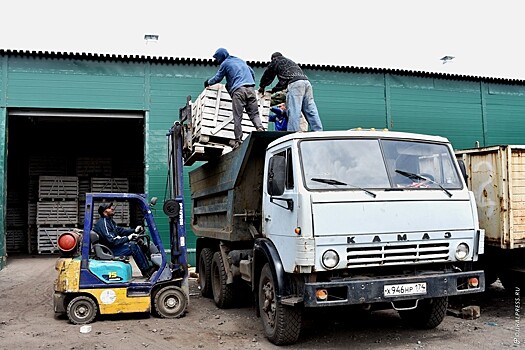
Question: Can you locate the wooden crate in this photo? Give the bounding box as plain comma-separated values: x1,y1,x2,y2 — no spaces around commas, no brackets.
38,176,79,199
6,207,25,227
191,84,270,143
90,201,130,225
182,85,271,165
37,227,65,254
6,229,26,253
36,201,79,225
91,178,129,193
28,203,37,225
76,157,112,177
29,156,67,176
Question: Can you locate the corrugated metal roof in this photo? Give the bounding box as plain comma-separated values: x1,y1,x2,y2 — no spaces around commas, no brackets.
1,49,524,85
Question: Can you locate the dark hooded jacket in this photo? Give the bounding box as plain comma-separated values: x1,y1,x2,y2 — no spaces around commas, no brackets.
207,48,256,94
259,54,308,93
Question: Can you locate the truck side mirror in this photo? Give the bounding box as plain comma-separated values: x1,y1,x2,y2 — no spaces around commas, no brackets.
268,155,286,196
457,159,468,185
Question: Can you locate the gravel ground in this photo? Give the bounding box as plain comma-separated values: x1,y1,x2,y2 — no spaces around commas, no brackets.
0,255,522,349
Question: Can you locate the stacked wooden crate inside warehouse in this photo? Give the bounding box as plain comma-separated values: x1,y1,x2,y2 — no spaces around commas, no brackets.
21,155,135,255
36,176,79,254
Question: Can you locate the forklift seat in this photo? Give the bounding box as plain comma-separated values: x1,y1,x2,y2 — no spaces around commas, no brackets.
90,231,115,260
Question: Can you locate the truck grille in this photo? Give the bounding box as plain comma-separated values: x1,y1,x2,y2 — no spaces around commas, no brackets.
346,242,450,267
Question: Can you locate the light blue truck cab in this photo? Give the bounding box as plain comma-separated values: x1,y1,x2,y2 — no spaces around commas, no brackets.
191,129,485,345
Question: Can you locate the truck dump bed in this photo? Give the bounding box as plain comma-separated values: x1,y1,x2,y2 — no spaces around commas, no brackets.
456,145,525,249
189,131,286,241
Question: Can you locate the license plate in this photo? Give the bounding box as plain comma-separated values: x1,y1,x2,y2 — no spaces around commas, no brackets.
384,282,427,297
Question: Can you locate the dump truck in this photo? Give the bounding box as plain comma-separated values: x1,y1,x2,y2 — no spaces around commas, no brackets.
456,145,525,290
168,91,486,345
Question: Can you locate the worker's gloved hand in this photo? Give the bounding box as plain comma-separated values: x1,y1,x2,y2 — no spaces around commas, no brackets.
258,87,265,94
134,225,143,233
204,80,210,88
128,233,139,241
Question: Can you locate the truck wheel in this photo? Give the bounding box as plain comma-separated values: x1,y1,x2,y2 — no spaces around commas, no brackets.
67,295,98,325
153,286,188,318
211,251,235,308
198,248,214,298
399,297,448,329
258,263,302,345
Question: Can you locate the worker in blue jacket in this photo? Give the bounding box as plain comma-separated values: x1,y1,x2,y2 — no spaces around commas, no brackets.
93,202,155,277
269,103,289,131
204,48,265,148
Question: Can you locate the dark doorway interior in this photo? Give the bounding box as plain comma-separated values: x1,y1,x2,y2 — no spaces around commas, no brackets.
6,110,145,255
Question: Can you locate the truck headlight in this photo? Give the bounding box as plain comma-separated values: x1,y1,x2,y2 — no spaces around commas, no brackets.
321,250,339,269
455,243,470,260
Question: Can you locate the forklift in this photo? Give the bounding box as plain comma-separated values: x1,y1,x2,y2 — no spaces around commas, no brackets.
53,192,188,324
53,131,189,324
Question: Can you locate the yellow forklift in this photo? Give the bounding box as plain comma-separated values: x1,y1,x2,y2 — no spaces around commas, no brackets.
53,191,188,324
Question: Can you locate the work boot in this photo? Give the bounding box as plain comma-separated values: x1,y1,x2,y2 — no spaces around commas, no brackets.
229,140,241,149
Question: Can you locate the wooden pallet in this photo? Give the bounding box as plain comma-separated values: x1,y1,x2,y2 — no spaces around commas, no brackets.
36,201,79,225
38,176,79,199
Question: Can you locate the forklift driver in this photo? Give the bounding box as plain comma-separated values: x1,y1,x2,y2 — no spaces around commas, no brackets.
93,202,156,278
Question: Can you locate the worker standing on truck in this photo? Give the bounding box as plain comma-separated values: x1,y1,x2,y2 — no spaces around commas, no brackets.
204,48,265,149
93,202,155,277
258,52,323,132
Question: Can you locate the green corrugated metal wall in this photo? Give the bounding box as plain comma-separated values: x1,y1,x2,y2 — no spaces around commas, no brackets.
2,52,525,270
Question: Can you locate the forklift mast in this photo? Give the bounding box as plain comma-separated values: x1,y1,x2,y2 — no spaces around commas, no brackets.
165,116,187,268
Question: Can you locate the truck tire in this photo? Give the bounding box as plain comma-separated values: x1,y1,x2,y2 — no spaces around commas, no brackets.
211,251,235,308
198,248,213,298
258,263,302,345
399,297,448,329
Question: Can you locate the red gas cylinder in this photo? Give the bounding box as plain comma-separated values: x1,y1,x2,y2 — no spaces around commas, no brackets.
57,231,81,253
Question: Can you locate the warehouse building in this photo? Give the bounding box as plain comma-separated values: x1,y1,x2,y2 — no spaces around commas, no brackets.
1,49,525,270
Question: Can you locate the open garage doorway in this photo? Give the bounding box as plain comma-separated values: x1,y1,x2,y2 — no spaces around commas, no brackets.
5,109,145,255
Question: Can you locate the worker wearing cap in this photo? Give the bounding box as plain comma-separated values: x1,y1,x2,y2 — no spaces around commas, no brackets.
93,202,155,277
258,52,323,132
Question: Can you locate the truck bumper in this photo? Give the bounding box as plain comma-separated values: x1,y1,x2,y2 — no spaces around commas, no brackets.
300,270,484,307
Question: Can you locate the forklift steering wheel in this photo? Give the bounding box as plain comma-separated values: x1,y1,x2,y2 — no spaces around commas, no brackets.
136,233,150,247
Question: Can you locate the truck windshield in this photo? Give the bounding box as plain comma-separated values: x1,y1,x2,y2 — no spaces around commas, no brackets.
299,138,462,191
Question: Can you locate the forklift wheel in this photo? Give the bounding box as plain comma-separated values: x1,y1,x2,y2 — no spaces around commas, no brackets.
67,295,98,324
153,286,188,318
